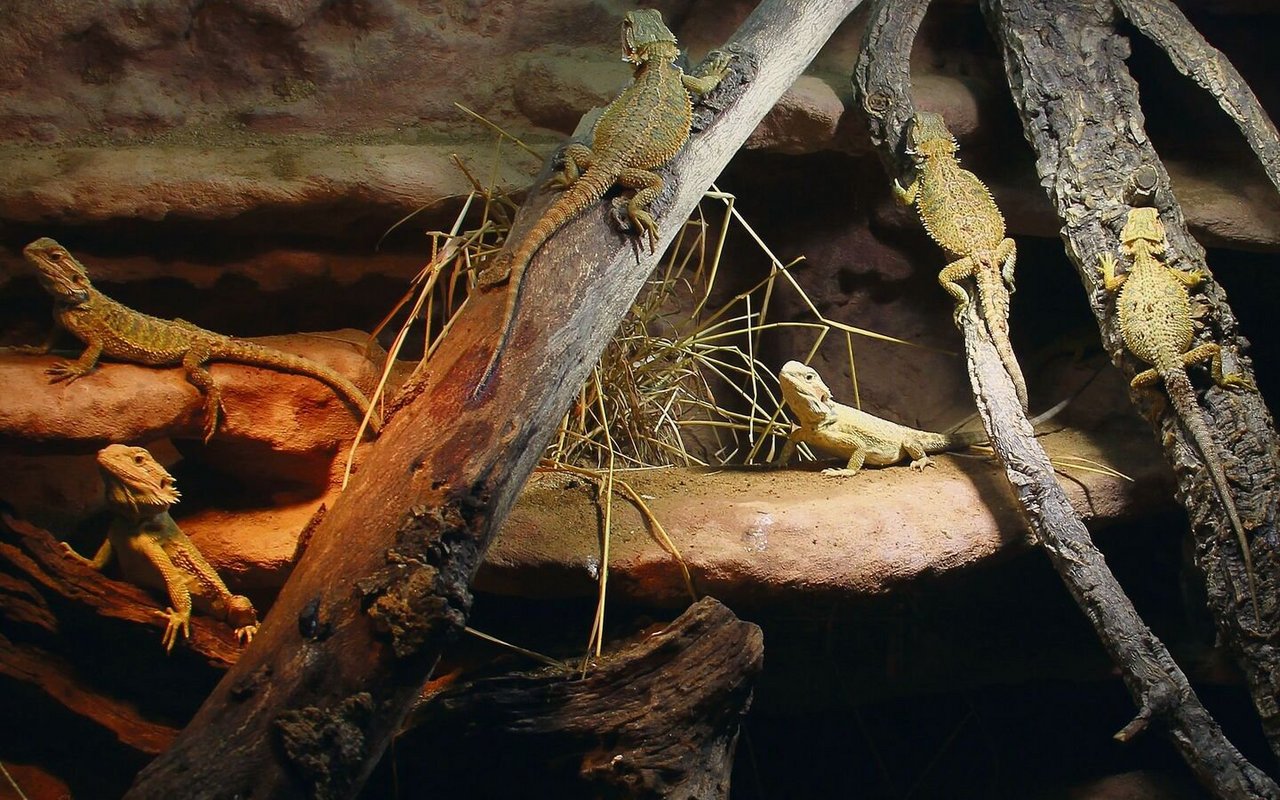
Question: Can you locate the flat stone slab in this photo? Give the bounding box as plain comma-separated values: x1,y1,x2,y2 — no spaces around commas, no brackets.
477,424,1174,607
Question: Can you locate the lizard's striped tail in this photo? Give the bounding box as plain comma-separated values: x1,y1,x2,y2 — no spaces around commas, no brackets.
211,340,381,436
1163,366,1257,620
472,162,622,400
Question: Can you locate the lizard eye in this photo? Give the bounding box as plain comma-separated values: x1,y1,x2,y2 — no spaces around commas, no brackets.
48,251,63,262
134,454,146,464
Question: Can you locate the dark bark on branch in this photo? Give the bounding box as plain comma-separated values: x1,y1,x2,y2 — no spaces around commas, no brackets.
1113,0,1280,196
126,2,865,798
984,0,1280,772
853,0,1278,796
397,598,762,800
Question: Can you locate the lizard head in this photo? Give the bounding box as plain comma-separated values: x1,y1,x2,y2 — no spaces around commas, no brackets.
904,111,958,161
23,238,91,305
622,9,679,65
96,444,182,518
778,360,836,425
1119,207,1167,253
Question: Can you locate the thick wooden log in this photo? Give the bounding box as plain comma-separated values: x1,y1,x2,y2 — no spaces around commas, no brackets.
126,2,866,797
984,0,1280,770
853,0,1278,796
396,598,762,799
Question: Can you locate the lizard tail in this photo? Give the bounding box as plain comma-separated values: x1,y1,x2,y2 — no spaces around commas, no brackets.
975,266,1028,410
1163,366,1257,620
471,162,622,401
210,341,381,435
927,429,987,452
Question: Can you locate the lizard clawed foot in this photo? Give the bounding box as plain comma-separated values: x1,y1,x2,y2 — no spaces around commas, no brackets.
630,209,659,252
820,467,861,478
1221,373,1256,392
701,50,735,80
201,411,220,444
234,625,258,646
46,362,91,383
909,456,935,472
157,607,192,654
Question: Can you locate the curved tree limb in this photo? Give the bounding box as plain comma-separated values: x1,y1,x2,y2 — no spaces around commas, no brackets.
984,0,1280,768
854,0,1278,795
1114,0,1280,196
125,2,866,798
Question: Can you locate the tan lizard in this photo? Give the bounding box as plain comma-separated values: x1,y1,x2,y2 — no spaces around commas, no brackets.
1100,206,1258,619
774,360,990,475
894,111,1029,411
471,9,733,398
64,444,259,653
22,237,380,442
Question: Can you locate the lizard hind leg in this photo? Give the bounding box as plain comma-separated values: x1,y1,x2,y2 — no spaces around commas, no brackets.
617,167,665,251
904,440,935,472
938,255,978,324
549,143,595,190
181,345,222,442
1183,342,1255,391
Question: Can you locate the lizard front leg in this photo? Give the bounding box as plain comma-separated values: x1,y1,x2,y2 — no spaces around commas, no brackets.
47,338,104,383
1099,253,1127,292
167,533,259,645
773,430,802,468
822,442,867,477
892,177,919,207
63,537,113,570
133,537,194,653
213,595,259,645
617,167,665,251
682,51,734,95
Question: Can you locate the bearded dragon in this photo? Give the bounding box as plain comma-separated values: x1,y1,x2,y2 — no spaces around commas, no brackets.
1100,206,1258,619
894,111,1029,411
774,361,1067,476
774,360,990,475
63,444,259,653
22,237,380,442
471,9,733,398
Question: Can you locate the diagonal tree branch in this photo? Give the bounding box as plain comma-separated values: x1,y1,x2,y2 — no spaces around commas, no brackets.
124,2,866,798
854,0,1278,795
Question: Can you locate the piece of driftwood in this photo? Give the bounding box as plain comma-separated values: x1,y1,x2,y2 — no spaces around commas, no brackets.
984,0,1280,771
853,0,1278,797
0,511,240,757
126,3,866,798
392,598,761,800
